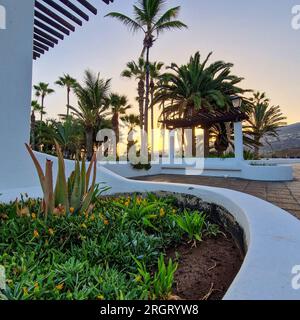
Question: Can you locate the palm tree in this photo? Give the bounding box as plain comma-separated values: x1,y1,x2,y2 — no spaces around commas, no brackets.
33,82,54,122
244,92,287,158
30,100,42,150
55,74,77,117
53,117,85,159
109,93,131,156
155,52,246,157
122,57,146,129
122,58,164,132
106,0,187,140
69,70,111,160
121,114,140,159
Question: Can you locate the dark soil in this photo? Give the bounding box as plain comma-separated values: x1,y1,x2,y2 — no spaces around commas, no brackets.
166,232,243,300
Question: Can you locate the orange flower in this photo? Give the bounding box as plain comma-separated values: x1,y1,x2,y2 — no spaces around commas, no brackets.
70,207,75,214
103,219,109,225
31,213,37,220
33,229,39,238
55,283,64,291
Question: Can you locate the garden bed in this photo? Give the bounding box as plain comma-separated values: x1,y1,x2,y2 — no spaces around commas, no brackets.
0,192,244,300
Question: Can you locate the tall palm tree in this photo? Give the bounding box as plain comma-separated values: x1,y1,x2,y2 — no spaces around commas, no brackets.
69,70,111,160
109,93,131,156
155,52,246,157
55,74,77,117
244,92,287,158
122,57,146,129
122,58,164,152
106,0,187,140
33,82,54,122
121,114,140,159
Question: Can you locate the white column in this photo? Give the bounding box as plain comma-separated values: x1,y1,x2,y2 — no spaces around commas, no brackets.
234,122,244,161
0,0,35,190
169,130,175,165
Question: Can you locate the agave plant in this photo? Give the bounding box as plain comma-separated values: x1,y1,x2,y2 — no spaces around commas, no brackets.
25,142,97,218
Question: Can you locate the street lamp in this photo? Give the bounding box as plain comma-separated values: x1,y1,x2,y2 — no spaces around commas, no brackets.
231,95,242,109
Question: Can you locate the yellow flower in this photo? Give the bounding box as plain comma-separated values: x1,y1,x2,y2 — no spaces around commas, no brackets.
159,208,165,217
172,209,177,214
84,212,89,220
99,213,104,220
34,282,39,289
124,201,130,207
48,228,54,236
136,197,142,205
31,213,36,220
90,214,95,221
33,229,39,238
81,223,87,229
6,279,13,286
135,275,142,283
97,294,105,300
70,207,75,214
103,219,109,226
23,287,29,295
55,283,64,291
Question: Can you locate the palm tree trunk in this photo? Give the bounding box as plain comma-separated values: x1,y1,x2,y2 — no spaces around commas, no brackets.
192,127,196,157
150,79,155,159
203,127,210,158
144,46,150,136
30,110,36,150
67,87,70,117
138,79,145,129
40,96,44,122
86,128,94,161
254,138,260,159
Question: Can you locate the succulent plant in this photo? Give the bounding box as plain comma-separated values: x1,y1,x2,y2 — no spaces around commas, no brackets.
25,142,97,217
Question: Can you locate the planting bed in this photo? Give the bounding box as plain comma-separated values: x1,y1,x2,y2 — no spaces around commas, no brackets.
0,192,244,300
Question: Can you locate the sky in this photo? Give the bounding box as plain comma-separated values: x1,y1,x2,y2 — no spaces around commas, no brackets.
32,0,300,125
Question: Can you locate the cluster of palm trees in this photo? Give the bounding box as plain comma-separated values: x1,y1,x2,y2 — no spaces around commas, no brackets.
31,71,140,160
31,0,287,161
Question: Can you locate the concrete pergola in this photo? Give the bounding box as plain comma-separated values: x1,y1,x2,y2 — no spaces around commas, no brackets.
0,0,113,191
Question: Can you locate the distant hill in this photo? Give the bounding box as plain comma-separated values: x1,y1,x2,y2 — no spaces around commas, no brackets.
261,122,300,157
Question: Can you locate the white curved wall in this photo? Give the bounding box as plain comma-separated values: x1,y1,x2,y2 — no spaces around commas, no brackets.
1,153,300,300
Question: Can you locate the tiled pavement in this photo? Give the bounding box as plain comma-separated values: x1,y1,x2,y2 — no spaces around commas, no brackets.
133,164,300,219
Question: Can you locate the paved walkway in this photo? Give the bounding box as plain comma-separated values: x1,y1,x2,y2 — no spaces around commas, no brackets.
134,164,300,219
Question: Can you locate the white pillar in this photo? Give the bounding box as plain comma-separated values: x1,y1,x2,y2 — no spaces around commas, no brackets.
234,122,244,161
169,130,175,165
0,0,35,190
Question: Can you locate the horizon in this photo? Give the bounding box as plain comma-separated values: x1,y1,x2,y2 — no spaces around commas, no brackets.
32,0,300,125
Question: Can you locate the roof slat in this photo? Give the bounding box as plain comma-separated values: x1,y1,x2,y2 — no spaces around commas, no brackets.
76,0,97,15
33,40,50,51
34,18,65,40
34,10,70,35
34,27,58,44
41,0,83,26
34,33,55,48
58,0,89,21
33,45,45,55
35,2,75,32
